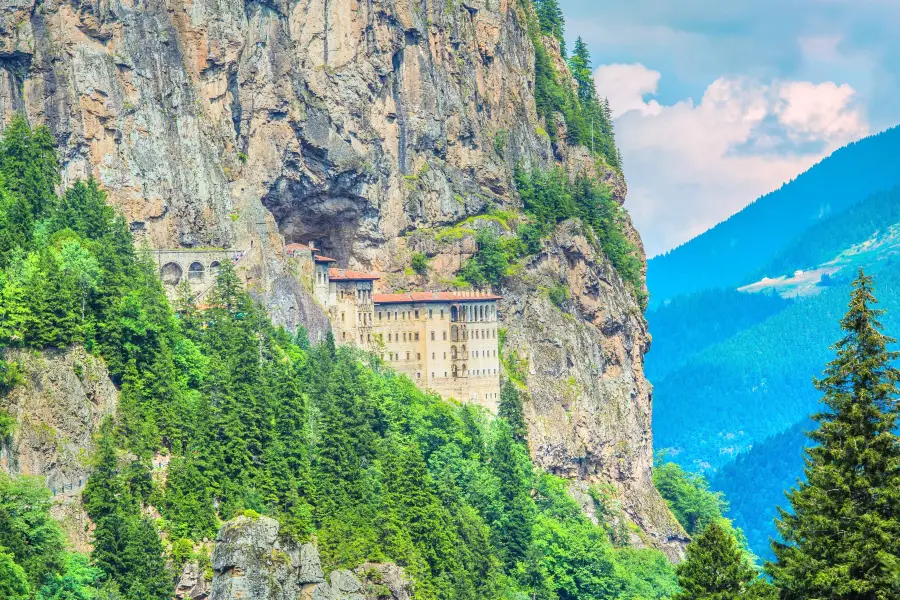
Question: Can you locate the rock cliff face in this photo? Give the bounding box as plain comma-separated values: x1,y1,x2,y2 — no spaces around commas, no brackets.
0,346,118,550
0,0,682,555
502,221,685,557
208,515,410,600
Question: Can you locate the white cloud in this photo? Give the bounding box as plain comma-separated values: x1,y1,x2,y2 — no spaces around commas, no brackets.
593,64,662,117
595,65,869,256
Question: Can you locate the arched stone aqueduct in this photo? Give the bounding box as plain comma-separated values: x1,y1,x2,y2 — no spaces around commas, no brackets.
153,249,240,287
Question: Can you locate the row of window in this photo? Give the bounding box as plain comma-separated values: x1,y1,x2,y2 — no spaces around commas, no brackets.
341,311,373,325
387,331,420,342
382,348,499,361
377,305,497,323
407,368,500,379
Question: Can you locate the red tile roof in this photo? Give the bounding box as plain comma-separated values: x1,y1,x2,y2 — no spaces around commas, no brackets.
285,243,313,253
314,254,338,263
329,268,381,281
373,291,502,304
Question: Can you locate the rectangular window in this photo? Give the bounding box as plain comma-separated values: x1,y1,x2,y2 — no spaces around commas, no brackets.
430,332,435,341
378,312,382,320
417,372,421,379
432,352,435,359
415,310,420,319
440,309,444,319
417,353,421,360
406,352,410,360
388,334,392,342
414,333,420,341
429,309,433,318
443,332,447,341
341,312,345,321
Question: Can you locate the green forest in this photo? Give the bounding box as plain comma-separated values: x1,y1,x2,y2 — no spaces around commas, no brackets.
710,421,812,561
646,289,791,381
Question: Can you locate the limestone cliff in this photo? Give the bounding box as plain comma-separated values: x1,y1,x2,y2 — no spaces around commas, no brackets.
0,346,118,551
0,0,682,555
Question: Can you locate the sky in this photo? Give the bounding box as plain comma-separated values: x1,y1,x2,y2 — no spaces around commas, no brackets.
559,0,900,257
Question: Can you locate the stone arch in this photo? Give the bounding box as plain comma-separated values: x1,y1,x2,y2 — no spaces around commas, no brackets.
451,325,459,342
450,306,458,322
188,262,205,281
451,364,458,378
451,345,458,360
160,262,183,285
210,260,220,274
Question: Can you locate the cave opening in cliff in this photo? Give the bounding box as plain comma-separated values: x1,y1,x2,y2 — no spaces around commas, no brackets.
261,177,372,264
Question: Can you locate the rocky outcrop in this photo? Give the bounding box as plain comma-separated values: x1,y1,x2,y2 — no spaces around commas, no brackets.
176,559,213,600
0,0,681,556
501,221,686,559
0,346,118,551
209,515,410,600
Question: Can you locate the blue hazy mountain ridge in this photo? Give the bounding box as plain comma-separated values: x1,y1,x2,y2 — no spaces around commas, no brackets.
647,127,900,560
651,274,849,470
646,289,791,382
754,185,900,280
647,126,900,307
651,176,900,472
710,420,813,562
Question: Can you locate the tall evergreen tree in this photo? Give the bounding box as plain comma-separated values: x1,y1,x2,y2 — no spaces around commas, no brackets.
490,419,534,568
769,269,900,600
568,37,596,105
534,0,566,55
675,520,756,600
0,114,59,220
498,381,528,444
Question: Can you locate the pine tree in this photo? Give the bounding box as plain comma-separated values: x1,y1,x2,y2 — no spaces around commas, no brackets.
489,419,534,568
568,37,596,105
769,269,900,600
51,178,115,241
534,0,565,55
118,517,172,600
498,381,528,444
0,115,60,221
675,520,756,600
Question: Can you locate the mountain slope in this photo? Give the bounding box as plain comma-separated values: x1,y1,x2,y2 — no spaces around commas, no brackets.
646,289,791,381
754,185,900,280
647,125,900,560
710,419,812,562
647,126,900,306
